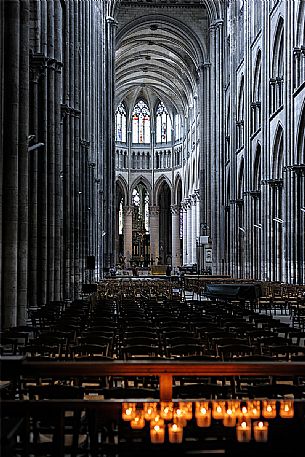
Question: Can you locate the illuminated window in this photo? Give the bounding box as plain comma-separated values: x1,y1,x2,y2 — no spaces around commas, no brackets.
115,102,127,143
156,101,172,144
132,100,150,144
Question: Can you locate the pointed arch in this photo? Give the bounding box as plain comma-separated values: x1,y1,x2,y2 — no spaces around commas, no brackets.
296,99,305,164
237,157,244,200
253,143,262,190
116,175,128,204
272,16,284,78
131,99,151,144
253,50,262,102
154,175,172,203
174,173,182,205
237,76,244,149
272,123,284,179
296,0,305,46
130,175,152,202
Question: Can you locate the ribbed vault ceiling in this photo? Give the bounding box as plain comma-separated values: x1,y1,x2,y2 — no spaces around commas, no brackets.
115,9,209,113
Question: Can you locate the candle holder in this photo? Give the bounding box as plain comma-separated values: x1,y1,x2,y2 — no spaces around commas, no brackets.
279,400,294,419
160,402,174,420
247,401,261,419
168,423,184,443
130,411,145,429
195,402,211,427
150,415,165,429
253,421,269,442
179,402,193,421
212,401,226,420
150,424,165,444
223,402,237,427
239,404,249,419
236,419,251,442
262,400,276,419
122,403,136,421
144,402,158,421
173,407,187,427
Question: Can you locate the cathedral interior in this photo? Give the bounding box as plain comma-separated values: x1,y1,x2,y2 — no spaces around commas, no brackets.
1,1,305,456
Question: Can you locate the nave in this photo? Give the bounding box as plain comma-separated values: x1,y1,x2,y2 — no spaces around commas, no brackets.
1,278,305,456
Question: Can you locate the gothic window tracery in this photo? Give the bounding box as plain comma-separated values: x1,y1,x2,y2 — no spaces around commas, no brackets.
132,100,150,144
115,102,127,143
156,101,172,144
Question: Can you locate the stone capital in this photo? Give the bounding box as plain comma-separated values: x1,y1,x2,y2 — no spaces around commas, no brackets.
149,205,160,216
123,205,134,217
170,204,180,215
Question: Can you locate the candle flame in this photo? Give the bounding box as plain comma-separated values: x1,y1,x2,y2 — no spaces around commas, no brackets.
154,425,160,431
172,424,178,431
200,408,207,414
258,421,264,428
241,421,247,429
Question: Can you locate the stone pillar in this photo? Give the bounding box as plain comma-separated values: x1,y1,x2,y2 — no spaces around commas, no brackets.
103,15,116,271
17,0,30,324
150,206,160,264
186,198,192,264
182,202,187,265
171,204,181,269
54,0,63,300
191,195,197,264
123,206,133,268
2,0,20,327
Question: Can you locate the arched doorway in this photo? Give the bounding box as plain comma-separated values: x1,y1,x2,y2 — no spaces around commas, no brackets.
158,181,172,265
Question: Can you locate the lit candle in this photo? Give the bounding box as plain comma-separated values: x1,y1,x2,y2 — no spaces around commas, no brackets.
248,401,261,419
253,421,268,442
279,400,294,419
150,424,165,444
262,400,276,419
212,401,226,420
130,411,145,429
195,402,211,427
179,402,193,421
150,415,165,429
168,423,184,443
236,420,251,442
223,407,236,427
144,403,158,421
239,404,249,418
122,403,136,421
173,407,187,427
160,402,174,420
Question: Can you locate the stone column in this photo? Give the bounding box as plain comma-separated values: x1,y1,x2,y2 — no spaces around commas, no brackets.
186,198,192,264
47,0,56,301
2,0,20,327
191,195,197,264
54,0,63,300
123,206,133,268
17,0,30,324
150,205,160,264
171,204,181,269
182,202,187,265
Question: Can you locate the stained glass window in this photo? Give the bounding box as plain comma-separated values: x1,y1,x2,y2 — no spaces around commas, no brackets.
115,102,127,143
156,101,172,144
132,100,150,144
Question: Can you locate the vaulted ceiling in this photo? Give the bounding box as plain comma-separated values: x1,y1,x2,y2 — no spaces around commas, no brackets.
114,1,221,113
